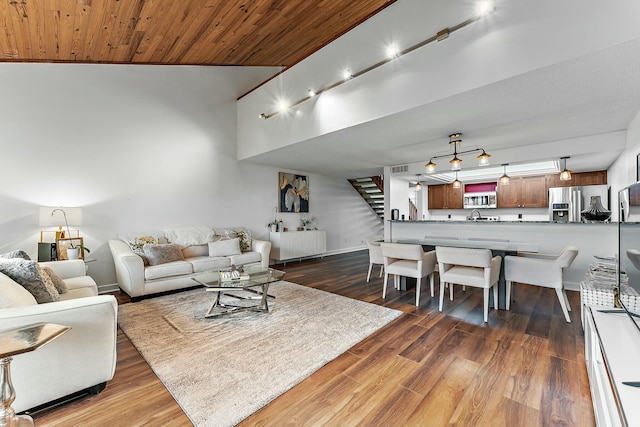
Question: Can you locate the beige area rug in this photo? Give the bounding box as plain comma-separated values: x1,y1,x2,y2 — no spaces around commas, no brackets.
118,281,402,427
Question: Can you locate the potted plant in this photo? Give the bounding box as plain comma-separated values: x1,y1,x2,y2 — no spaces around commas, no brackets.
299,215,316,231
67,244,90,260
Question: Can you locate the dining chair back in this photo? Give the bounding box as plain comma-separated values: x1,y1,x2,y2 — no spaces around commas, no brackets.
435,246,501,322
380,242,437,306
365,235,384,282
504,246,578,322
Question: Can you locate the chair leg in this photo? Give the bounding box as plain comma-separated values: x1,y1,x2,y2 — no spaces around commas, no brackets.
382,272,389,299
367,263,373,282
555,288,571,323
562,289,571,311
493,283,498,310
483,288,490,323
439,281,445,312
506,280,512,310
415,277,421,306
379,265,384,278
430,274,434,298
450,283,454,301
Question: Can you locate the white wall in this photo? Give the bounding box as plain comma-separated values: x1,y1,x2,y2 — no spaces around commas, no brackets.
608,110,640,220
0,63,383,289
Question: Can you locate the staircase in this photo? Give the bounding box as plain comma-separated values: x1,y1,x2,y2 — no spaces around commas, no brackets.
348,176,384,220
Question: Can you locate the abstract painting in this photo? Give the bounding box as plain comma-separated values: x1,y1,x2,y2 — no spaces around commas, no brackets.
279,172,309,213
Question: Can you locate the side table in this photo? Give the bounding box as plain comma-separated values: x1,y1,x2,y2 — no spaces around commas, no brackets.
0,323,70,427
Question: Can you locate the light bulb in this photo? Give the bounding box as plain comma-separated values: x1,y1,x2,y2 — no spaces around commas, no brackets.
386,44,400,59
342,69,353,80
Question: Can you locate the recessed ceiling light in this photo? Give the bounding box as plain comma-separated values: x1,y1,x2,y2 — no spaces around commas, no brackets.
386,44,400,59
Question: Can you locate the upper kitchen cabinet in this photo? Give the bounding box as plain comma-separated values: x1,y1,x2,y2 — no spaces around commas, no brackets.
546,170,607,188
497,176,547,208
428,183,463,210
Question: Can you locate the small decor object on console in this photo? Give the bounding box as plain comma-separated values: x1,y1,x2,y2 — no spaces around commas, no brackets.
581,195,612,222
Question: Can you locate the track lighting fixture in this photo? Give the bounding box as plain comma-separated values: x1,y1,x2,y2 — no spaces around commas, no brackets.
258,4,495,119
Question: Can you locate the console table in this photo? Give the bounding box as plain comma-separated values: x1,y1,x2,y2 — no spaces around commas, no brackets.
269,230,326,264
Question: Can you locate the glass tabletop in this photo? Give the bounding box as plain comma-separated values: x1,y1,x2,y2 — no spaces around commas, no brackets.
192,265,285,289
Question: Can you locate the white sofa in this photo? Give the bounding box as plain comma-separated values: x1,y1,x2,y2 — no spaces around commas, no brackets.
0,259,118,413
109,227,271,300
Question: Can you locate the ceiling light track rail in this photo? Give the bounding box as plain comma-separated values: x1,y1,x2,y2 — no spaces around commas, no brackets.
259,5,495,120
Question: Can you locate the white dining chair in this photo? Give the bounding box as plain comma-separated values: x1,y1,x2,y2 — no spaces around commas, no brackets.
436,246,501,323
504,246,578,323
365,235,384,282
380,242,437,306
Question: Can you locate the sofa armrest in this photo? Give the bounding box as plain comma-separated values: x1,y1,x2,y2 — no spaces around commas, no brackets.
40,259,86,279
252,239,272,268
109,239,146,298
0,295,118,412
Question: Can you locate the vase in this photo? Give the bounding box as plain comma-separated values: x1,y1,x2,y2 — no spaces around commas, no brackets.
580,195,611,222
67,247,80,260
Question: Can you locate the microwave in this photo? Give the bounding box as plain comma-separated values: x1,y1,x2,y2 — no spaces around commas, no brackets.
463,191,497,209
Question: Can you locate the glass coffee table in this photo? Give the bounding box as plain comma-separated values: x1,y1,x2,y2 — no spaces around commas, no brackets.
192,265,285,318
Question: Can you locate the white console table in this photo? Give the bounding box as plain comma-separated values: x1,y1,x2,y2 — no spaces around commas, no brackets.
584,307,640,426
269,230,326,263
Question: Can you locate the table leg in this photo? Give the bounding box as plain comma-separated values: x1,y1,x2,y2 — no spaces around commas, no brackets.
1,357,35,427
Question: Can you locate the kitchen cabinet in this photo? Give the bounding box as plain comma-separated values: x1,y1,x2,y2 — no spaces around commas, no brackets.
428,183,463,210
497,176,547,208
546,170,607,188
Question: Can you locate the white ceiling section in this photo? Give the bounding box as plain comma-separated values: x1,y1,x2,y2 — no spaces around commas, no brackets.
237,0,640,182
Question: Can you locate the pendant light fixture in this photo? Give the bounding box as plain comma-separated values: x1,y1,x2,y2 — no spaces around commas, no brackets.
499,163,510,186
425,133,492,173
559,156,572,181
415,174,422,191
452,171,462,189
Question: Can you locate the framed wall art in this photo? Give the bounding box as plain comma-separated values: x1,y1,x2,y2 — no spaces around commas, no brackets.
279,172,309,213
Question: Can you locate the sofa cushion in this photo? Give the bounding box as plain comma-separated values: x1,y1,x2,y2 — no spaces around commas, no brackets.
144,260,193,281
208,238,241,257
0,259,60,303
59,276,99,300
143,243,185,266
121,236,159,265
164,227,217,247
229,252,262,266
182,244,209,258
0,272,38,308
0,250,31,260
190,256,232,273
42,266,68,294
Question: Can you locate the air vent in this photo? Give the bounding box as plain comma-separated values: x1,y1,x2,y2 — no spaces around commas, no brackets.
391,164,409,174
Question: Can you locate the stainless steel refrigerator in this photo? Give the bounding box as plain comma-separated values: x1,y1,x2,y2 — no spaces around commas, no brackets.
548,185,610,222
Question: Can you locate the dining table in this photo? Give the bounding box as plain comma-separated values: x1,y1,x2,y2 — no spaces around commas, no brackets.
395,237,540,310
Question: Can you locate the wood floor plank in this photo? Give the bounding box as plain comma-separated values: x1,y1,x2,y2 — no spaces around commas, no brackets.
30,250,594,426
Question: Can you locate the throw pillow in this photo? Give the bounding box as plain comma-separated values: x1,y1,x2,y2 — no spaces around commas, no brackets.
0,250,31,260
143,243,185,266
121,236,159,265
235,229,252,253
208,238,241,257
42,266,68,294
0,259,60,303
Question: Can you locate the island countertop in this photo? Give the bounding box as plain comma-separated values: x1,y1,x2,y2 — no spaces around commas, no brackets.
387,220,617,290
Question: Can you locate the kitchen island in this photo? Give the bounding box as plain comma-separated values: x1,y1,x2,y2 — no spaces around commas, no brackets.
388,220,616,290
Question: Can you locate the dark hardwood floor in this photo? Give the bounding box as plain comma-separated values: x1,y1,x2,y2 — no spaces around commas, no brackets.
32,250,594,426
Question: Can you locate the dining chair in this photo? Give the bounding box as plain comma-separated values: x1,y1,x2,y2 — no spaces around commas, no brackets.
435,246,501,322
504,246,578,322
380,242,437,306
365,235,384,282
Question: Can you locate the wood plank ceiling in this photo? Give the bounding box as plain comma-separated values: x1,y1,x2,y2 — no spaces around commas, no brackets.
0,0,396,67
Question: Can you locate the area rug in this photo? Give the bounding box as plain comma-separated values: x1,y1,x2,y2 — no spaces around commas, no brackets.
118,281,402,427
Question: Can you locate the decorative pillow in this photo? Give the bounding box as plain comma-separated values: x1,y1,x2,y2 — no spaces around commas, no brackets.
42,266,68,294
235,229,252,253
0,259,60,303
143,243,185,266
208,238,241,257
121,236,159,265
164,227,217,247
182,244,210,258
0,250,31,260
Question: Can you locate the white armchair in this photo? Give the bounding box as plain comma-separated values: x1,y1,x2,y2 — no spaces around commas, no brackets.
0,260,117,412
436,246,501,323
380,242,437,306
504,246,578,323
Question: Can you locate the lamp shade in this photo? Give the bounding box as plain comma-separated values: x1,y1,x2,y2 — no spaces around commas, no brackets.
39,207,83,227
